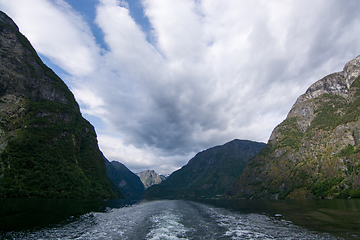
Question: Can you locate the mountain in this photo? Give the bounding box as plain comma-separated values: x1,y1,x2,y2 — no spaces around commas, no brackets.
105,159,144,199
226,55,360,199
0,11,118,199
143,139,266,199
136,170,166,189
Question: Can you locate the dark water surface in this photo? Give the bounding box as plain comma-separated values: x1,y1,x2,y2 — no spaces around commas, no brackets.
0,198,359,239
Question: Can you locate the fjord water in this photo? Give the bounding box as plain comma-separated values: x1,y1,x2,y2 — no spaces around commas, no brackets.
1,199,359,239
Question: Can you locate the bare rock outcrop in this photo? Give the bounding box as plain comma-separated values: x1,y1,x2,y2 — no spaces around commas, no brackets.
227,54,360,199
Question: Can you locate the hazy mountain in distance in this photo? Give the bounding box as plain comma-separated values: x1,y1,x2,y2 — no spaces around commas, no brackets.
137,170,167,189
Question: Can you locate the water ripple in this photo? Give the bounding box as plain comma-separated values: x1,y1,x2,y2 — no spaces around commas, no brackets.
2,200,341,240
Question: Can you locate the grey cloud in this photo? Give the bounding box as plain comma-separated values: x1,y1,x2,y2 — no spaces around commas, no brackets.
2,0,359,174
86,0,360,173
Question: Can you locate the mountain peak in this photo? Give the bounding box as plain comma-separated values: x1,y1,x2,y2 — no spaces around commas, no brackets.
227,54,360,199
0,11,18,31
143,139,265,199
137,170,166,189
269,54,360,141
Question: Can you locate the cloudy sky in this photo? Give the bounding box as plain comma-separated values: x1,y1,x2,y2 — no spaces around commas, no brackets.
0,0,359,174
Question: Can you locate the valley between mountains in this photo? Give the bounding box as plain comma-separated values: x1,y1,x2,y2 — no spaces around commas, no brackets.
1,10,360,200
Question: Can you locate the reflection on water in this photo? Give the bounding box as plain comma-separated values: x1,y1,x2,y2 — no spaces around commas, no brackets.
0,198,138,231
0,198,359,239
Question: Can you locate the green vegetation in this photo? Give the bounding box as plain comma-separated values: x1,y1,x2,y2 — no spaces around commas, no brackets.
276,129,303,150
242,175,356,200
105,160,144,199
256,143,274,157
143,140,265,199
275,117,304,150
0,15,118,199
0,99,117,198
226,56,360,200
341,77,360,123
339,144,355,157
306,77,360,133
308,177,345,198
307,94,346,132
349,189,360,198
350,76,360,94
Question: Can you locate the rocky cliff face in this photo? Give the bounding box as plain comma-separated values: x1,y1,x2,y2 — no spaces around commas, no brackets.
226,55,360,199
0,11,117,198
137,170,166,189
143,139,265,199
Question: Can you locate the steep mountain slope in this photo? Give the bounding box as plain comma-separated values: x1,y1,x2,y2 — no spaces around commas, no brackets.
137,170,166,189
105,159,144,199
143,139,265,199
0,11,118,198
226,55,360,199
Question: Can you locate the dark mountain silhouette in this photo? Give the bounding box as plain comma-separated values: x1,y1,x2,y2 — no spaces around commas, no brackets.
105,158,144,199
143,139,265,199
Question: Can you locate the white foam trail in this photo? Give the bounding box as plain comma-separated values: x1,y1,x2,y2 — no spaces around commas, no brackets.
191,202,336,240
146,210,190,240
3,200,338,240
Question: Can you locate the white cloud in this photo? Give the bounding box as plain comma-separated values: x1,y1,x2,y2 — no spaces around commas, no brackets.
0,0,99,76
1,0,359,174
72,87,108,116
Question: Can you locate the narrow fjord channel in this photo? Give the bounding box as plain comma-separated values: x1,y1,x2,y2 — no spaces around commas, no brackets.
1,198,359,239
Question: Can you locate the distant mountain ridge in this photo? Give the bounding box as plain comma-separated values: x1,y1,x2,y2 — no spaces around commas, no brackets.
136,170,166,189
0,11,118,198
143,139,265,199
105,159,144,199
226,55,360,199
